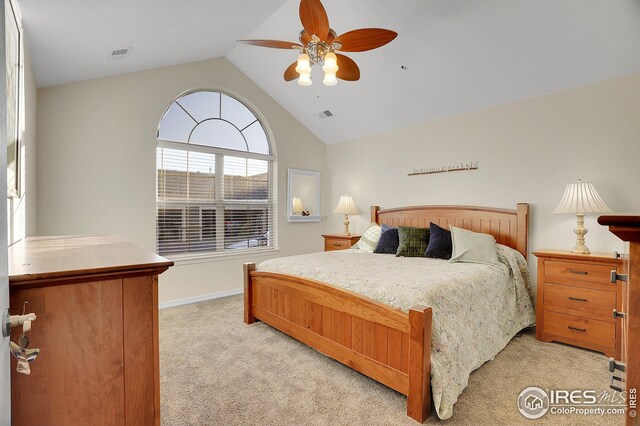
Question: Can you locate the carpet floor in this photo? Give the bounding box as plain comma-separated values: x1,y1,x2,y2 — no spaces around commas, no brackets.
159,295,624,425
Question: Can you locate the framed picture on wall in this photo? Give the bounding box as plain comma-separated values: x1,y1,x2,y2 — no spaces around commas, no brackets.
5,0,22,198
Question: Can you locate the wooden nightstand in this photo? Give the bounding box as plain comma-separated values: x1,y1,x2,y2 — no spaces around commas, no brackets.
534,249,623,358
322,234,360,251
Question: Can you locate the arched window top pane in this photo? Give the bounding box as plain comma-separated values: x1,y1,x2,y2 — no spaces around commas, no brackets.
242,121,269,155
190,120,247,152
177,91,220,122
158,90,270,155
221,94,257,130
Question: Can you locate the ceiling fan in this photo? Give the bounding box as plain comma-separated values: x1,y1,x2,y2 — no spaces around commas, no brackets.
237,0,397,87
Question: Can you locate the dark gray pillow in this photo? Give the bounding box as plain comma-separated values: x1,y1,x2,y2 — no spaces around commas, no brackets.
374,224,399,254
425,222,453,260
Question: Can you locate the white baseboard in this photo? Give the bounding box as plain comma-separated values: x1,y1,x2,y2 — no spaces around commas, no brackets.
159,288,244,309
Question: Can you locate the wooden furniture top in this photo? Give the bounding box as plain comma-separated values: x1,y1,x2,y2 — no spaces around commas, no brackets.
598,215,640,242
9,235,173,288
370,203,529,257
533,249,623,263
321,234,361,239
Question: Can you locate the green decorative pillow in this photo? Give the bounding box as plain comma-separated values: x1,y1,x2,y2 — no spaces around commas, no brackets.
353,223,382,253
396,226,430,257
449,226,499,264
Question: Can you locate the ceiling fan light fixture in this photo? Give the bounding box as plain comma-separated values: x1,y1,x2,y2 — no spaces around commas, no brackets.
295,53,312,74
323,72,337,87
322,51,338,74
298,72,312,86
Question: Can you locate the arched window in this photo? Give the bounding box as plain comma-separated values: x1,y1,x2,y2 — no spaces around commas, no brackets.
156,90,276,257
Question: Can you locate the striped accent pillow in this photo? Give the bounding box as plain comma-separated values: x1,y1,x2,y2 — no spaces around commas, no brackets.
396,226,430,257
353,223,382,253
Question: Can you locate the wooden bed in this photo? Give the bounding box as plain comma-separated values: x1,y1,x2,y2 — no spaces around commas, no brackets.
243,203,529,423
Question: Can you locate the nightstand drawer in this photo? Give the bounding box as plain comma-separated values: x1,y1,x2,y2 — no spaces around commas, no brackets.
325,239,351,251
545,260,613,285
543,282,616,321
543,311,615,349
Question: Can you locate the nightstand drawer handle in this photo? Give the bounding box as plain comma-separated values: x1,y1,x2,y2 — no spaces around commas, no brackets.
568,269,588,275
568,297,588,302
333,243,343,247
568,326,587,332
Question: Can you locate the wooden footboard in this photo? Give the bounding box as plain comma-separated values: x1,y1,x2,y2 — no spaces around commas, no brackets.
244,263,432,423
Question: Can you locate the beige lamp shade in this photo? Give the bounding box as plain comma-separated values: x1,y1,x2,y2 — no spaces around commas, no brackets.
292,197,304,215
553,180,612,214
334,195,358,214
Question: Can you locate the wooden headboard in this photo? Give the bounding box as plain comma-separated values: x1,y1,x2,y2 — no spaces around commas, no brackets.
371,203,529,257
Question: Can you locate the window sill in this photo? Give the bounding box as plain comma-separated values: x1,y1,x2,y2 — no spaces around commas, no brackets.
166,247,281,266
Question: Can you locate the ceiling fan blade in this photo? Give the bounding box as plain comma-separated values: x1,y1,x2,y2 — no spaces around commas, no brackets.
284,62,298,81
334,29,398,52
237,39,302,49
299,0,329,41
335,54,360,81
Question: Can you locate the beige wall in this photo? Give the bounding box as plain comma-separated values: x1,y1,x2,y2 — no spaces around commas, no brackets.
36,57,326,304
8,47,37,244
327,73,640,271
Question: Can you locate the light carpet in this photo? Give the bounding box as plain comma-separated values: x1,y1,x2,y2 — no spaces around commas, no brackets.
159,295,623,425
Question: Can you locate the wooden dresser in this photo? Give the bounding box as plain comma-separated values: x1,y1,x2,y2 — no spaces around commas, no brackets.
534,249,623,358
598,215,640,426
8,236,173,426
322,234,360,251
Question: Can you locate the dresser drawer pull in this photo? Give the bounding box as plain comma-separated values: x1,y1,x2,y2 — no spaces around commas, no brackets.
568,269,588,275
568,297,588,302
332,243,343,247
568,326,587,332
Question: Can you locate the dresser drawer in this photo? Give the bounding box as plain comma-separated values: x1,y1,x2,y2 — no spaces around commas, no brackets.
324,238,351,251
543,311,615,349
545,260,613,286
543,282,616,321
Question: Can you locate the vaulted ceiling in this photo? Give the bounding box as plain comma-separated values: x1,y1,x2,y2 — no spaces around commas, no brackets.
19,0,640,144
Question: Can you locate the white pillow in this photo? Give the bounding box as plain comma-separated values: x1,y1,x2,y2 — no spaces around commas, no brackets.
353,223,382,253
449,226,498,264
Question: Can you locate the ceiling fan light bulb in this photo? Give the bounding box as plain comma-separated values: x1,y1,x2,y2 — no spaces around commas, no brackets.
323,72,337,87
322,52,338,74
298,73,312,86
295,53,312,74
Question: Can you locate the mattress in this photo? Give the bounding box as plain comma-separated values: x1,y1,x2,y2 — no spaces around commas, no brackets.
257,245,536,419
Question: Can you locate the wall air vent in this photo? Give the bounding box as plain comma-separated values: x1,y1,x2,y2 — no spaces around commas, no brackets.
319,110,334,119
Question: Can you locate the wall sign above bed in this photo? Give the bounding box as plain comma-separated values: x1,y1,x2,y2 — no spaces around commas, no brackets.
408,161,478,177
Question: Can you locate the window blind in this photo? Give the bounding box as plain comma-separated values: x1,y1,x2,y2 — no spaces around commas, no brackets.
156,147,276,256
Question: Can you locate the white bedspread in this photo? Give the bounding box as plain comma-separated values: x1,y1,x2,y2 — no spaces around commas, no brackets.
257,245,536,419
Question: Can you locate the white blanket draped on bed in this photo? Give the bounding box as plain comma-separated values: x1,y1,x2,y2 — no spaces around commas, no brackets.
257,245,536,419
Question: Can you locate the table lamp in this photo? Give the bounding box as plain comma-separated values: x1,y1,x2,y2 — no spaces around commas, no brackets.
553,179,612,254
334,195,358,236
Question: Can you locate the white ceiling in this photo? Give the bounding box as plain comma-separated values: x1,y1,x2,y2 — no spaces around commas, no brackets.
20,0,640,144
18,0,287,87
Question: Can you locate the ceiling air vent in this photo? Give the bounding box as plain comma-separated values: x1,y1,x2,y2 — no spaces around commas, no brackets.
110,47,131,58
319,110,334,119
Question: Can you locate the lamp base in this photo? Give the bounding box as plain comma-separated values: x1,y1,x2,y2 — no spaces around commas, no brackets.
342,214,351,236
570,214,590,254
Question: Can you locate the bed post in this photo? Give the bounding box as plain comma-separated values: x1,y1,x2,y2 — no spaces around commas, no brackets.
244,262,256,324
407,305,432,423
516,203,529,257
371,206,380,224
